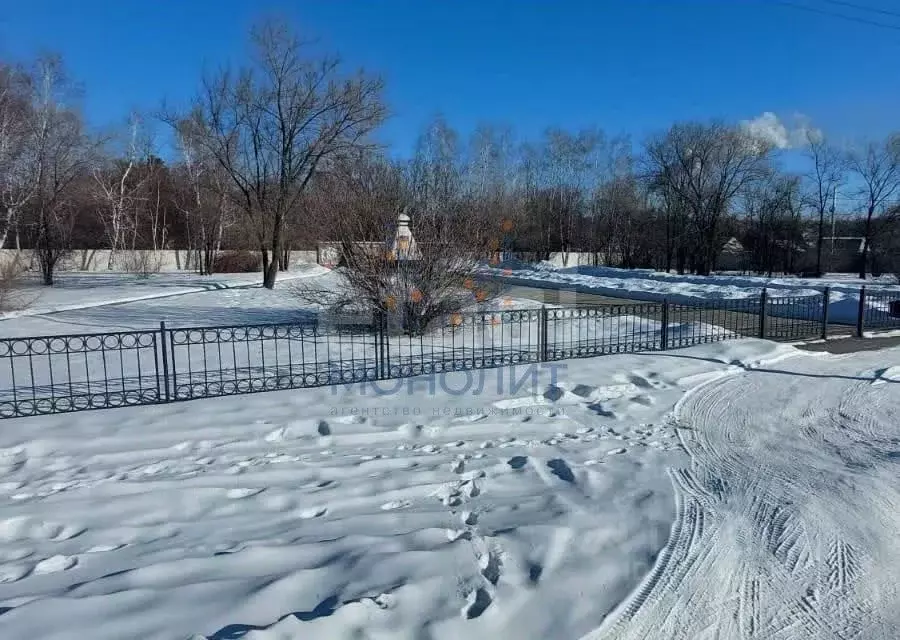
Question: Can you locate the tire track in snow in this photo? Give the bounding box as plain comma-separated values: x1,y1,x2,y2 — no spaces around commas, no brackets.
584,350,900,640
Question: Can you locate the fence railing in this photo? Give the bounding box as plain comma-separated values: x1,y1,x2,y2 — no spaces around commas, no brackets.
2,286,899,419
860,287,900,334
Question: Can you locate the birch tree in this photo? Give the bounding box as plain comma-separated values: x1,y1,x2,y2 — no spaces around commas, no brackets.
24,56,93,284
0,63,33,250
92,113,148,268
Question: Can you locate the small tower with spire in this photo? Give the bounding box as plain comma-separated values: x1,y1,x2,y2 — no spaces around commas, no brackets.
389,206,420,262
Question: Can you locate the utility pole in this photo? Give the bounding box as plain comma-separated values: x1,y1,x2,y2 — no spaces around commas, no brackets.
830,185,837,273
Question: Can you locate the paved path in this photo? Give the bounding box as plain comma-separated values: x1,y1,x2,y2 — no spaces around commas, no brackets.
797,335,900,354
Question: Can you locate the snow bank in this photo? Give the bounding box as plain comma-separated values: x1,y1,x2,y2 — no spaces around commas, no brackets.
482,264,900,326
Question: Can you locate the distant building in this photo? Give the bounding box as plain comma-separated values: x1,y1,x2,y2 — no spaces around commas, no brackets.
717,237,749,271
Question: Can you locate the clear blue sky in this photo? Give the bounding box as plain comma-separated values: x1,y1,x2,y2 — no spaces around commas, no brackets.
2,0,900,157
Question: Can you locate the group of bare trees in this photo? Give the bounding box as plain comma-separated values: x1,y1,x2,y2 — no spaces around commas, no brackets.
0,56,96,284
0,20,386,289
309,117,900,281
3,18,900,295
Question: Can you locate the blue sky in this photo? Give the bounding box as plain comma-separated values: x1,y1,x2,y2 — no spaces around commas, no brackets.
2,0,900,157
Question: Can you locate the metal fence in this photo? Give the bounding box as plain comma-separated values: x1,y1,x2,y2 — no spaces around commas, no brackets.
860,287,900,334
1,286,898,419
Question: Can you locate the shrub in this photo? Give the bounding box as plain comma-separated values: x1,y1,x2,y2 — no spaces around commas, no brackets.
119,251,163,278
0,255,28,312
213,250,261,273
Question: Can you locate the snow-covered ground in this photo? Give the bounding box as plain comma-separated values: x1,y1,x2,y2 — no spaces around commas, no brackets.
0,265,330,328
0,339,801,640
481,263,900,326
590,346,900,639
2,272,900,640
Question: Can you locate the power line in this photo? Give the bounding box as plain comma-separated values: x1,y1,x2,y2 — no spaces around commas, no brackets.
821,0,900,20
773,0,900,32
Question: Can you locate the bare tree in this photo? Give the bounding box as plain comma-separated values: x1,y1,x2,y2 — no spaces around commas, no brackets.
803,130,844,276
91,112,149,268
333,204,496,334
183,20,386,288
846,135,900,279
743,174,803,275
645,121,772,275
297,148,498,334
166,116,235,274
22,56,93,285
0,63,34,250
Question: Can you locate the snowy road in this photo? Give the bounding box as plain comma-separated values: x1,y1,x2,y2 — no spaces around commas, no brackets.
591,348,900,640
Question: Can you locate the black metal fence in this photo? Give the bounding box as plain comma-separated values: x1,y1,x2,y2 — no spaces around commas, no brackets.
1,286,898,419
860,287,900,334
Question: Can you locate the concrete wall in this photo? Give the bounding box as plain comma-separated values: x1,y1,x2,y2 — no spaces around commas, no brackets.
0,249,320,272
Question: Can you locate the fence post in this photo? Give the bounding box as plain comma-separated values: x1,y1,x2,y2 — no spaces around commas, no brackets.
159,321,171,403
821,287,830,340
857,285,866,338
660,299,669,350
759,288,768,339
539,305,549,362
381,312,390,379
372,310,381,380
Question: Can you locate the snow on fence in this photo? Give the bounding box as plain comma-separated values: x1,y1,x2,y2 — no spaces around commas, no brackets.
1,291,897,419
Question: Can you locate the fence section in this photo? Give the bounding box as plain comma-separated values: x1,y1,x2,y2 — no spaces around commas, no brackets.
0,330,162,418
668,298,761,346
168,321,378,401
765,294,827,341
381,309,541,379
545,304,665,359
2,287,899,419
860,287,900,334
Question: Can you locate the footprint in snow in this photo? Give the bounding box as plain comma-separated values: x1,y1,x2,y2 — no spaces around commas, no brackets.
226,488,265,499
299,506,328,519
547,459,576,483
85,543,126,554
462,587,493,619
631,394,655,406
447,528,471,542
463,480,481,498
380,500,412,511
507,456,528,470
606,448,627,455
0,563,31,583
33,554,77,574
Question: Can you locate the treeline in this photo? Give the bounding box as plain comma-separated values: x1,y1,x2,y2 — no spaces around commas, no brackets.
2,19,899,287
